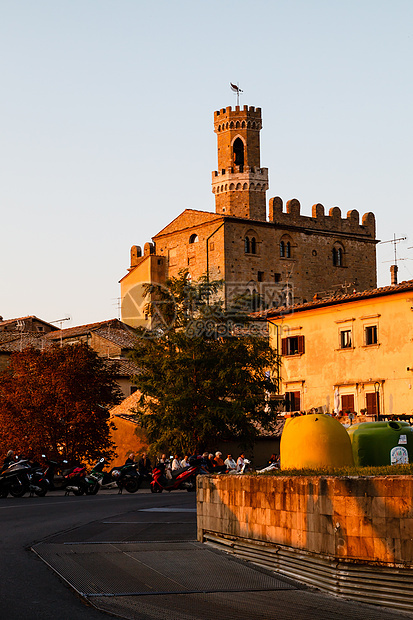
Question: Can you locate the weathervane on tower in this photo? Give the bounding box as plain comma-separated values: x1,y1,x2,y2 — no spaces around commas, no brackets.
230,82,243,106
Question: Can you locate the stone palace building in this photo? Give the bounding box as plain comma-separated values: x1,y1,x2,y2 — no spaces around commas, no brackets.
120,104,377,328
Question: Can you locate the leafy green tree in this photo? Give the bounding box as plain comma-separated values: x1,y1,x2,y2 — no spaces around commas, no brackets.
131,271,280,455
0,343,122,462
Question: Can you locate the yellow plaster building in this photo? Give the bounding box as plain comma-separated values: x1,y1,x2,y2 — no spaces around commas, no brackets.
265,280,413,417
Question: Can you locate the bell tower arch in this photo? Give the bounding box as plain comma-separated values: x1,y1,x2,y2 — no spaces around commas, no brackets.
212,105,269,221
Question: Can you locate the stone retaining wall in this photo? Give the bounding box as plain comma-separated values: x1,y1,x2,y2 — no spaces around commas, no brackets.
197,475,413,566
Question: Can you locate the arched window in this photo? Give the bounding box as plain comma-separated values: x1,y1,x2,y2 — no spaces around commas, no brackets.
244,236,250,253
189,234,199,244
233,137,244,167
251,237,256,254
286,242,291,258
280,237,292,258
333,246,344,266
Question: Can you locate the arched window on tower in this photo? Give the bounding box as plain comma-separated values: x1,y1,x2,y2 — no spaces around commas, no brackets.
189,234,199,244
233,137,244,169
333,245,344,266
251,237,257,254
286,242,291,258
244,236,250,253
280,236,292,259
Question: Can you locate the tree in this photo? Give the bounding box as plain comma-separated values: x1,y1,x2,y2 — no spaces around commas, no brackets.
0,343,123,462
130,271,280,455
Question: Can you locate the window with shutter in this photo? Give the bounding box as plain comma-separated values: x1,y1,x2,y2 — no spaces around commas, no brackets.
341,394,354,412
281,336,305,356
366,393,377,415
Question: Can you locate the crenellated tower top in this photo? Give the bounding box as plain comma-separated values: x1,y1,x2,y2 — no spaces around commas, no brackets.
212,105,268,221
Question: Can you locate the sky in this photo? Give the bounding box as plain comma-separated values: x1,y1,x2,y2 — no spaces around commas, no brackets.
1,0,412,327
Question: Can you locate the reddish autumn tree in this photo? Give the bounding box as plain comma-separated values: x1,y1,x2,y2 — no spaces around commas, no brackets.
0,344,122,462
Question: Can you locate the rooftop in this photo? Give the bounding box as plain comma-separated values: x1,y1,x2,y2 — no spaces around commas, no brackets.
257,279,413,319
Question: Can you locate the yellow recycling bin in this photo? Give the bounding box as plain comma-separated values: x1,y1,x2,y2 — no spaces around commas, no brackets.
280,414,354,470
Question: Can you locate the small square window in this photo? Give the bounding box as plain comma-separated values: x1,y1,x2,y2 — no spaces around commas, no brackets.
257,271,264,282
340,329,352,349
365,325,378,345
274,273,281,283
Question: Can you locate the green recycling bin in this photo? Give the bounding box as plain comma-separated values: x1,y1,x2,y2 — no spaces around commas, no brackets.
347,421,413,466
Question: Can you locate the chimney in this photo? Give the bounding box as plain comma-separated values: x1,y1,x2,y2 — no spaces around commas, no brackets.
390,264,398,286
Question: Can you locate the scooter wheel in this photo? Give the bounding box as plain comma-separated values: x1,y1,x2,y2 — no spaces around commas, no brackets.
9,483,28,498
150,485,162,493
72,488,84,496
86,483,99,495
124,478,140,493
34,481,48,497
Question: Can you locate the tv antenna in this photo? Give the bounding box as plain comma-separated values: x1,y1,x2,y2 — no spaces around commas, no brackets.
112,297,121,321
380,234,407,266
50,316,71,346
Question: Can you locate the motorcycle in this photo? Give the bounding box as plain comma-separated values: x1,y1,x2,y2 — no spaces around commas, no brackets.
63,462,100,496
150,460,200,493
41,455,59,490
92,458,142,494
0,457,49,497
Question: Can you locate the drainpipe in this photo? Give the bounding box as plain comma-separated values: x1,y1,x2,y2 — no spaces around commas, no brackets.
266,319,281,396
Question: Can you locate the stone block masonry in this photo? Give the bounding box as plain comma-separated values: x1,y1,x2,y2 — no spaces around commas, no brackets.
197,475,413,566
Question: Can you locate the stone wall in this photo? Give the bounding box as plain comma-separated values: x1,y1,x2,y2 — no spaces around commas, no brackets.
197,474,413,566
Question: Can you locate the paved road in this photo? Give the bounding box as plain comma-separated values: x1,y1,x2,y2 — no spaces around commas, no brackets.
0,489,411,620
0,489,160,619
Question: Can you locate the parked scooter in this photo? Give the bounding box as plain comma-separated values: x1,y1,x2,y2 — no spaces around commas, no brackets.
92,458,142,494
150,460,200,493
41,455,59,490
63,462,100,496
0,456,49,497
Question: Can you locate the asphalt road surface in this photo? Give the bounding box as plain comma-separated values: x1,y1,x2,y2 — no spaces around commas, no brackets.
0,489,411,620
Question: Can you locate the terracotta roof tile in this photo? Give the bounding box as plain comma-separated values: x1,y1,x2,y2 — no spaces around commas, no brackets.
46,318,135,342
105,358,140,377
109,390,141,417
0,332,50,352
0,316,57,330
257,279,413,319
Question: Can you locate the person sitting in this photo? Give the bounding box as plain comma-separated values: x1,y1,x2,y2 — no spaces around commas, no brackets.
171,454,182,471
207,453,216,472
224,454,237,470
1,450,14,472
180,455,190,468
214,451,226,472
125,453,136,466
236,453,245,472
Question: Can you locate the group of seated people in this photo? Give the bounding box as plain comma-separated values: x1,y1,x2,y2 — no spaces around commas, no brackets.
168,451,247,473
126,450,279,476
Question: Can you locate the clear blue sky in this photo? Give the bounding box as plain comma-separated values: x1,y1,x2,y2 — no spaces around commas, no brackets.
1,0,412,326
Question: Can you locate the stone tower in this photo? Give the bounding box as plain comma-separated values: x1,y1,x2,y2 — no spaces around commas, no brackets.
212,106,269,221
